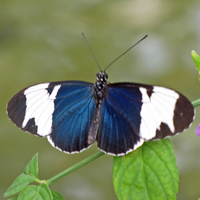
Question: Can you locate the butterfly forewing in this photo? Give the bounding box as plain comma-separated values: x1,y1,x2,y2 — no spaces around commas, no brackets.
7,81,96,153
96,82,194,155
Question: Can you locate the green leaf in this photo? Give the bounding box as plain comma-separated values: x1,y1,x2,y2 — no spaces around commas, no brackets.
4,153,39,198
4,173,35,198
24,153,39,177
51,191,64,200
17,184,53,200
113,139,179,200
191,50,200,81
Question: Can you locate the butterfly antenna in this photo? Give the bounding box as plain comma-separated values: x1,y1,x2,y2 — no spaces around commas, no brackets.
82,33,102,72
104,35,148,72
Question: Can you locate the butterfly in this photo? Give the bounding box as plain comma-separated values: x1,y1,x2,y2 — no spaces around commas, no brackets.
6,35,195,156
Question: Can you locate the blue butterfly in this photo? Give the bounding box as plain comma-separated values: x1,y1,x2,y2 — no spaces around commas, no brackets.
7,36,194,156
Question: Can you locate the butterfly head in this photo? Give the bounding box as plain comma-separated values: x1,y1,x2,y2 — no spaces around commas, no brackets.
96,71,108,82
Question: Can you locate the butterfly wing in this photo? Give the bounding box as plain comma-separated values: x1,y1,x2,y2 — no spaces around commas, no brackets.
7,81,96,153
97,83,194,156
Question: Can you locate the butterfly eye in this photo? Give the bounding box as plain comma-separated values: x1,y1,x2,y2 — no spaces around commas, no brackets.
96,73,101,80
104,73,108,80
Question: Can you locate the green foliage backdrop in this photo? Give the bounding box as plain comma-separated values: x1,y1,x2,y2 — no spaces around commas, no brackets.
1,0,200,199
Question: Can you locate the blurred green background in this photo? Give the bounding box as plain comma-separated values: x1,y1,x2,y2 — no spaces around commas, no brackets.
1,0,200,199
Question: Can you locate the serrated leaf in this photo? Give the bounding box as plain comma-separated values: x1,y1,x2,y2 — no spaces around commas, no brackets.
51,191,64,200
17,184,53,200
24,153,38,177
4,173,35,198
113,139,179,200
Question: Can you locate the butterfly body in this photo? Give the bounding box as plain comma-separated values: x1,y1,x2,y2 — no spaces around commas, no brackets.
88,72,108,144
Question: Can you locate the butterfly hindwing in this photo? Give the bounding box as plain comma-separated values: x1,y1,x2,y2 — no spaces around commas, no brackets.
97,83,194,155
47,81,96,153
7,81,96,153
97,97,143,156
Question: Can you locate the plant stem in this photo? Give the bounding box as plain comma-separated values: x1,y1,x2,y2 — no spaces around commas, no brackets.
46,151,104,186
192,99,200,108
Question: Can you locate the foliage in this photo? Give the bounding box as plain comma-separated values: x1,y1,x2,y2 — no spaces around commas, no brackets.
191,50,200,81
113,139,178,200
4,154,64,200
